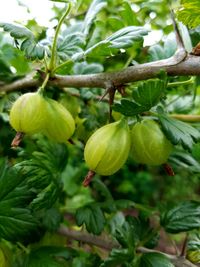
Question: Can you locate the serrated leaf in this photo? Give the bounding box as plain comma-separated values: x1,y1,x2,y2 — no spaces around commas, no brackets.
132,79,165,107
0,22,34,39
0,161,39,242
83,0,107,37
24,246,77,267
100,248,134,267
161,201,200,233
158,114,200,151
82,26,148,58
188,231,200,250
177,0,200,29
57,33,84,61
76,204,106,235
107,26,148,49
113,99,145,116
73,62,103,74
139,252,174,267
21,39,47,60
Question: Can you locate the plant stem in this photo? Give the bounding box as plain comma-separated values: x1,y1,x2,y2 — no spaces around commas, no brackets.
49,2,72,74
167,77,194,88
38,72,50,95
52,59,72,74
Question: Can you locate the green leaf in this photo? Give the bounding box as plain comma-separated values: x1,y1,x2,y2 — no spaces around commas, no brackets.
21,39,47,60
161,201,200,233
100,248,133,267
132,79,166,108
113,99,145,116
24,246,77,267
73,62,104,74
76,204,106,235
83,0,107,37
177,0,200,29
188,231,200,250
0,22,34,39
158,114,200,151
0,161,39,242
138,252,174,267
82,26,148,59
113,79,165,116
57,33,84,61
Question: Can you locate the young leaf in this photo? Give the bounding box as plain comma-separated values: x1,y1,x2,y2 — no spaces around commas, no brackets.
158,114,200,151
0,22,34,39
21,39,47,60
112,99,145,116
100,248,134,267
132,79,166,108
57,33,84,61
177,0,200,29
76,204,106,235
83,0,107,37
138,252,174,267
161,201,200,233
82,26,148,59
113,79,165,116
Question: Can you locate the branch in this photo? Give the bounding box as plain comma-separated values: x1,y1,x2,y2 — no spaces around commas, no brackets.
3,53,200,93
58,225,198,267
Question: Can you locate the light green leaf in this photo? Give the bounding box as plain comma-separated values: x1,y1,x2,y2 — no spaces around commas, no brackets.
177,0,200,28
83,0,107,37
0,22,34,39
21,39,47,60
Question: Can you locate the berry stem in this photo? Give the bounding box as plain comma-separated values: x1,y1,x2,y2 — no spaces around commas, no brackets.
38,72,50,95
49,2,72,74
83,170,96,187
11,132,24,147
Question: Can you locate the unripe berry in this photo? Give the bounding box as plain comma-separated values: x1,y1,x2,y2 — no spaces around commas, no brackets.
9,92,47,135
130,119,173,165
43,99,75,143
84,119,131,176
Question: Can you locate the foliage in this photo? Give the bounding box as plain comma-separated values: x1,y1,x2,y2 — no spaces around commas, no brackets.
0,0,199,266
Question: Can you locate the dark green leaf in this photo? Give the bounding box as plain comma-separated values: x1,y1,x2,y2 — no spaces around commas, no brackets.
132,79,165,107
100,248,134,267
188,231,200,250
0,22,34,39
177,0,200,29
41,208,62,231
0,161,39,242
24,246,77,267
161,201,200,233
158,114,200,150
76,204,106,235
138,252,174,267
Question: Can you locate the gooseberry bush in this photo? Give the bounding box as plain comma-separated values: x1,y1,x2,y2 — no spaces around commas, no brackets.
0,0,200,266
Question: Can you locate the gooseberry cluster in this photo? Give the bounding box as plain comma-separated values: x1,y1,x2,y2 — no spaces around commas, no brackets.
10,91,75,144
10,92,173,179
